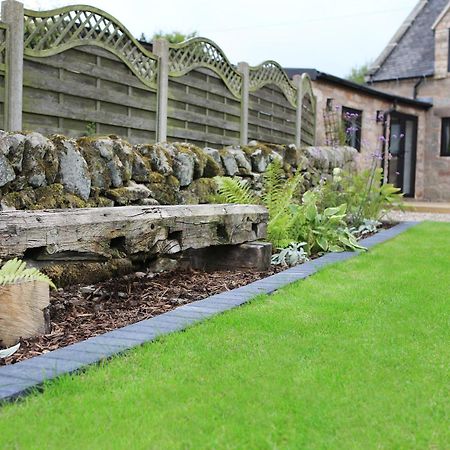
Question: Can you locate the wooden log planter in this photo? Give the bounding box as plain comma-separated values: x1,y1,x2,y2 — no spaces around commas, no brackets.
0,204,268,260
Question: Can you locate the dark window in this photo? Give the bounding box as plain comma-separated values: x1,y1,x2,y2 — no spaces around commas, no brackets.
342,106,362,151
441,118,450,156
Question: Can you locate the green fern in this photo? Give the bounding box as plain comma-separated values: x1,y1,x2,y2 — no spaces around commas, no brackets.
0,259,56,289
262,159,304,218
215,177,259,205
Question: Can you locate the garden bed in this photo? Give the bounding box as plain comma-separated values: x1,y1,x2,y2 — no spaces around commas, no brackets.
1,221,397,366
1,267,283,365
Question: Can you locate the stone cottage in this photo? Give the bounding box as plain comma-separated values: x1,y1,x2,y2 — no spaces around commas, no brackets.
289,0,450,202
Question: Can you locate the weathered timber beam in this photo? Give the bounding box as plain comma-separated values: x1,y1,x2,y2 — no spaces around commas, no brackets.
0,205,268,261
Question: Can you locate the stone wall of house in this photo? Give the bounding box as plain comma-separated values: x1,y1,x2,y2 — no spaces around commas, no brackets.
0,131,357,210
311,79,430,200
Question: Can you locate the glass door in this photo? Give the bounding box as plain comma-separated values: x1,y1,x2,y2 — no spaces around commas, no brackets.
388,113,417,197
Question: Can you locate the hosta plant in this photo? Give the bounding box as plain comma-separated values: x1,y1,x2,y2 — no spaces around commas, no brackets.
288,191,366,255
0,258,55,289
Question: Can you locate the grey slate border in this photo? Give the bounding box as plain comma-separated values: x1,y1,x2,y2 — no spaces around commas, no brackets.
0,221,418,403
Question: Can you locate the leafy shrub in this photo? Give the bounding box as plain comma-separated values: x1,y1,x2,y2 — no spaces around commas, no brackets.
288,191,365,254
314,168,403,226
214,162,364,255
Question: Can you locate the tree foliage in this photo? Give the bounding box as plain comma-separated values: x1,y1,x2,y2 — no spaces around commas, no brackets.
346,62,371,84
140,31,198,44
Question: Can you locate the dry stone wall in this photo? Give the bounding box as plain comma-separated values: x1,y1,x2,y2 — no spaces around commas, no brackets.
0,131,357,211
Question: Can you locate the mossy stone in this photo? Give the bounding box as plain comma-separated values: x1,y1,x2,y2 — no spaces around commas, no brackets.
1,188,36,209
204,155,223,177
185,178,218,204
33,183,87,209
42,259,134,288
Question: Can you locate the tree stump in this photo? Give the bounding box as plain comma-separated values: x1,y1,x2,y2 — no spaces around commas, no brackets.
0,281,50,347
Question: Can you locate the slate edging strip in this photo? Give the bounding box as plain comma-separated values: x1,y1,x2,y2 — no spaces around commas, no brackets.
0,221,418,403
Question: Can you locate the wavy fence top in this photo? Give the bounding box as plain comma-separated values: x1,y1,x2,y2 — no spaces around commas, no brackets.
249,61,297,106
23,5,159,89
21,5,313,106
167,38,243,98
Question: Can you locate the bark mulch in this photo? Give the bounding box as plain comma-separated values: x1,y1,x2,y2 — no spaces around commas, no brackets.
2,267,282,365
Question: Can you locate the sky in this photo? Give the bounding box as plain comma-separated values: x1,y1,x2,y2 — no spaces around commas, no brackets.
22,0,420,77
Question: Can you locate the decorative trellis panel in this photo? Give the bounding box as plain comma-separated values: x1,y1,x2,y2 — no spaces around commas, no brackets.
167,68,241,147
22,46,157,142
168,38,242,99
248,84,297,145
249,61,297,107
23,6,158,90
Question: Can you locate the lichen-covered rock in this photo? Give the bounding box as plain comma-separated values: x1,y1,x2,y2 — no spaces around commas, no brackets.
78,138,113,190
0,153,15,187
203,147,221,165
53,136,91,200
173,150,194,186
112,138,133,183
19,133,58,188
220,148,239,176
0,132,26,171
139,143,173,176
227,147,252,175
132,151,152,183
249,149,269,173
106,181,153,206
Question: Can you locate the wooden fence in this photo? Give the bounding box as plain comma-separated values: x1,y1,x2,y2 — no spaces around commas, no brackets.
0,1,316,147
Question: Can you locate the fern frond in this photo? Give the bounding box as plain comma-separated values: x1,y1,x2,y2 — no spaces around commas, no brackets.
215,177,259,205
0,258,56,289
262,160,303,218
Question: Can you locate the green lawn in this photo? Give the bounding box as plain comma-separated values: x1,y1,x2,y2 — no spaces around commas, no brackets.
0,222,449,449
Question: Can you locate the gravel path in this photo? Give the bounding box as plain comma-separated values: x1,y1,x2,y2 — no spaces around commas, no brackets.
386,210,450,223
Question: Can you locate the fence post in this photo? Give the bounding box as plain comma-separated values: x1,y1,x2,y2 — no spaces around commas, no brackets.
237,62,249,146
1,0,23,132
153,39,169,142
293,74,303,148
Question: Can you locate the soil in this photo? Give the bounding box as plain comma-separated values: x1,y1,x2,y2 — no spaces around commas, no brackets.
2,267,282,365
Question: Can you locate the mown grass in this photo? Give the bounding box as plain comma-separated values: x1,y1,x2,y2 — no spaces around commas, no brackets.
0,222,449,449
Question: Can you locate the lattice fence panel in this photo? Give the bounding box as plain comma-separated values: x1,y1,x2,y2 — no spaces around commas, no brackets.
167,68,241,148
168,38,242,99
23,6,158,89
248,84,296,145
249,61,297,107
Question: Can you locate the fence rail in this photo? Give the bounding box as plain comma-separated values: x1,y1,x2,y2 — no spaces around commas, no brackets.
0,1,316,147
